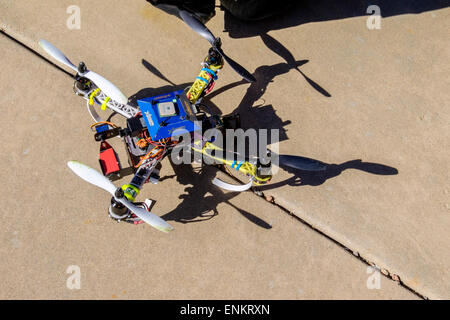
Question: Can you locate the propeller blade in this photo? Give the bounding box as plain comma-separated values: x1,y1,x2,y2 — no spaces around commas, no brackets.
278,155,327,171
39,39,128,105
38,39,78,72
83,70,128,105
179,10,255,83
67,161,116,195
67,161,173,233
179,10,215,45
117,198,174,233
216,47,256,83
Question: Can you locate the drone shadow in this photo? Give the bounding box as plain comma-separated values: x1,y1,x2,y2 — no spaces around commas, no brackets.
205,56,326,142
157,157,398,227
200,30,332,144
160,160,272,229
136,54,398,228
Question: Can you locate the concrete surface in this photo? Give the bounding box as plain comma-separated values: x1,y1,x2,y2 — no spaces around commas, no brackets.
0,0,447,299
0,33,418,300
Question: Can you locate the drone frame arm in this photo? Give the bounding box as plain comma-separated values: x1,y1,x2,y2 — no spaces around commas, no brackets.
191,141,272,185
186,47,224,104
120,149,166,202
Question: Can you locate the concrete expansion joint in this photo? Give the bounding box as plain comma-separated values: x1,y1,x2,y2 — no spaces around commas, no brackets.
211,164,428,299
251,187,429,300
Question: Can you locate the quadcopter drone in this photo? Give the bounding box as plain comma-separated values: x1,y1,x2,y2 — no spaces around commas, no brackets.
39,10,326,233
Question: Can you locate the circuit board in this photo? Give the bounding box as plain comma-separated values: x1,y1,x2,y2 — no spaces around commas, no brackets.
137,90,200,140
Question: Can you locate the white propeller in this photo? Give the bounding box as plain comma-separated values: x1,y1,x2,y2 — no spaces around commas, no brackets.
67,161,174,233
39,39,128,105
38,39,78,72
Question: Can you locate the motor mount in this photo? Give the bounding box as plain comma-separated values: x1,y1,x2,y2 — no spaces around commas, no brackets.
108,197,130,222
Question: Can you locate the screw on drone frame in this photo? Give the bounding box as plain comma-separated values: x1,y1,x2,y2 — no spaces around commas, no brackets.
78,61,87,74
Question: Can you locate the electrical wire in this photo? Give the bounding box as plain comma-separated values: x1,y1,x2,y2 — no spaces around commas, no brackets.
90,121,118,131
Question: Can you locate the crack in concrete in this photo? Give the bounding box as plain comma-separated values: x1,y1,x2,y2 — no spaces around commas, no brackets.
0,30,74,78
214,165,426,299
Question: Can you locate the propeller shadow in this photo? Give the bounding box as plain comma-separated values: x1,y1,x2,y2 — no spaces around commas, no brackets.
205,58,316,142
259,33,331,98
142,58,176,86
257,159,399,191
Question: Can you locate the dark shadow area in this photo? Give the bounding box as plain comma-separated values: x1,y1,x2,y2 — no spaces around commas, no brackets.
202,31,332,143
142,59,176,86
223,0,449,39
206,56,326,142
160,161,272,229
259,34,331,98
257,159,399,191
207,59,328,143
128,59,188,104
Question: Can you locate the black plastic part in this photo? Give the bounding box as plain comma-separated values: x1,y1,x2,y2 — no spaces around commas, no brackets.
206,47,223,66
106,167,136,181
74,77,91,92
130,167,149,188
146,0,216,24
78,62,87,74
114,188,125,199
222,113,241,129
124,135,149,158
126,116,147,137
94,127,122,141
220,0,293,21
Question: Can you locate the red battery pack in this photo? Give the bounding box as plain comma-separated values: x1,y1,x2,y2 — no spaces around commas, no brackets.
99,141,120,175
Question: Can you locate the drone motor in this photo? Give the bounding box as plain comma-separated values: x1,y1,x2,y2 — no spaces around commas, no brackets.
108,198,130,222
